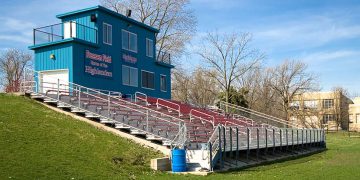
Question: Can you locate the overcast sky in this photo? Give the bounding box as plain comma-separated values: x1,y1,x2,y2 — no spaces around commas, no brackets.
0,0,359,96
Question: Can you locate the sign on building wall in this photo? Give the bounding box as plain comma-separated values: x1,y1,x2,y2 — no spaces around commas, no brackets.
84,50,113,78
122,53,137,64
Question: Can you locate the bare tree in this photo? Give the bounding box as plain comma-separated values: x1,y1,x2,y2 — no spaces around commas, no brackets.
197,32,264,104
171,68,191,103
331,86,351,131
0,49,32,92
101,0,197,63
172,67,219,107
269,60,318,121
188,68,218,108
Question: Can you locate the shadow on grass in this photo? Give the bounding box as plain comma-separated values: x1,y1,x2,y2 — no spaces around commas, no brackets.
217,148,327,174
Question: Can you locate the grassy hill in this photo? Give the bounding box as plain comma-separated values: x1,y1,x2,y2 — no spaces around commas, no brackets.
1,94,360,179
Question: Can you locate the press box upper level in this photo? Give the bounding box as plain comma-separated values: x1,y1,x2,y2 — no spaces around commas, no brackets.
29,6,173,99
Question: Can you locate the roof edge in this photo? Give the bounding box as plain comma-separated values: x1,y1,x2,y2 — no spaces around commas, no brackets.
56,5,159,33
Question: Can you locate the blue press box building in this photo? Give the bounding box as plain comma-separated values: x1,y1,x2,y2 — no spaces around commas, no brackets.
29,6,173,99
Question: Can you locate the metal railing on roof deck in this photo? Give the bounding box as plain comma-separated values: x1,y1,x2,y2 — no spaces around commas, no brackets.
156,51,171,65
33,22,98,45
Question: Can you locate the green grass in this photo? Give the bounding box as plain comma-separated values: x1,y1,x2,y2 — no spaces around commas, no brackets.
1,94,360,179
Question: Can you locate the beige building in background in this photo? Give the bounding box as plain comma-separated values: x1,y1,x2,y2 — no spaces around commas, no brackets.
289,91,353,130
349,97,360,132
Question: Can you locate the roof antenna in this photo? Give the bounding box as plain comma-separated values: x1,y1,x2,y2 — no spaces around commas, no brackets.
126,9,132,17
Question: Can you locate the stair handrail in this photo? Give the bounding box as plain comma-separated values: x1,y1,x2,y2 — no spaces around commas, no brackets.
27,82,173,141
89,87,122,97
231,113,254,125
189,109,215,127
209,109,254,127
135,91,148,105
224,121,245,127
203,124,221,170
22,68,188,147
77,87,187,147
39,81,187,146
170,123,188,148
34,77,186,126
29,68,185,123
220,101,300,128
156,98,182,117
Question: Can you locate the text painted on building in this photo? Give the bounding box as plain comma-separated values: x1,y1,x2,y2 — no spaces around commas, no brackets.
85,50,113,78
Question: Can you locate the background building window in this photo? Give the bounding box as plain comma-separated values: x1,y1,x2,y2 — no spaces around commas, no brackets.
122,65,138,87
323,99,334,109
349,114,354,123
323,114,334,123
142,71,154,89
160,75,166,92
122,30,137,52
290,101,300,110
146,39,153,57
304,100,318,109
103,23,112,45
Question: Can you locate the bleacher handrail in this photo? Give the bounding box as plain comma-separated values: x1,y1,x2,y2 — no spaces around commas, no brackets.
156,98,182,117
209,109,254,127
135,92,148,104
220,101,300,128
21,68,187,147
190,109,215,127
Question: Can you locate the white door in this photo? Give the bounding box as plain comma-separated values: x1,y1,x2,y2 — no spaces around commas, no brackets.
64,21,76,39
40,70,69,94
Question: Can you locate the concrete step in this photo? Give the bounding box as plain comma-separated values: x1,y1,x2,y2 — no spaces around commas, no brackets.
85,113,100,118
71,107,86,113
162,140,172,146
44,98,58,103
57,103,72,108
100,118,114,124
130,129,147,135
31,94,45,99
114,123,131,129
146,135,164,141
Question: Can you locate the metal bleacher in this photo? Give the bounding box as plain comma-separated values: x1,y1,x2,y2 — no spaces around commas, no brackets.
20,68,326,172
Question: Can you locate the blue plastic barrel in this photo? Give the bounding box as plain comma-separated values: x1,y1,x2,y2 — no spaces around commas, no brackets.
171,149,187,172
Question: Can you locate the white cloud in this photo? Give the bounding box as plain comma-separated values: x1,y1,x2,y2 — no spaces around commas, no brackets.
193,0,243,10
0,17,35,44
252,15,360,51
301,50,360,64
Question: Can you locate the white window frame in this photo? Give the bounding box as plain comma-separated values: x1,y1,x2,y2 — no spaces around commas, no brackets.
290,101,300,109
141,70,155,90
122,29,137,53
323,114,334,123
304,100,318,109
122,65,138,87
323,99,334,109
103,22,112,45
349,114,354,123
160,74,167,92
146,38,154,58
